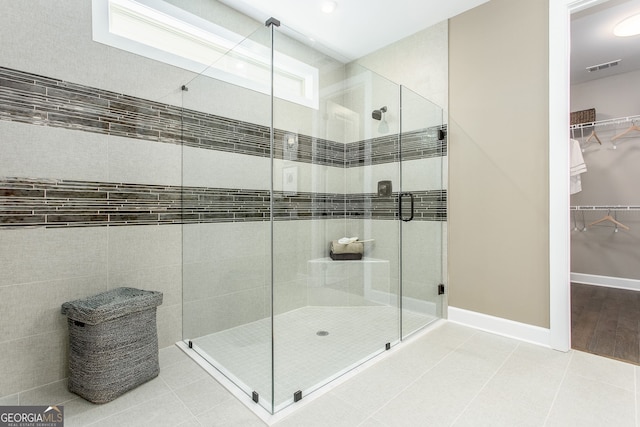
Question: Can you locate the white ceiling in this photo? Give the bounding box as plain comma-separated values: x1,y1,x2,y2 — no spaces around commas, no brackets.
216,0,640,84
571,0,640,84
218,0,489,61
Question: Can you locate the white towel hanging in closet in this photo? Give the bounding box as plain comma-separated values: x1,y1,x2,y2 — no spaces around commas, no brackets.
570,138,587,194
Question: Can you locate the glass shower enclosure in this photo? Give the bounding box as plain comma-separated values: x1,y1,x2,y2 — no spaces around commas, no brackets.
180,20,446,414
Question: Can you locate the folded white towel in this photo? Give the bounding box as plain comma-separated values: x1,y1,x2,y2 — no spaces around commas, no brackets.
570,139,586,194
338,237,358,244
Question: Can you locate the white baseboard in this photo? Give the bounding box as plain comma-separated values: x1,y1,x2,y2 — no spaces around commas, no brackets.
570,273,640,292
448,306,551,348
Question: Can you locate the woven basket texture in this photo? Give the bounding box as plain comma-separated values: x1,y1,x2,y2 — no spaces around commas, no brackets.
570,108,596,125
62,287,163,325
61,287,163,403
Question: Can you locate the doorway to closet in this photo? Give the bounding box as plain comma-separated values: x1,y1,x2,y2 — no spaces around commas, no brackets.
569,0,640,365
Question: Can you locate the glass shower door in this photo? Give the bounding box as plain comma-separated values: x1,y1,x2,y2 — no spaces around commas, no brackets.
399,86,446,338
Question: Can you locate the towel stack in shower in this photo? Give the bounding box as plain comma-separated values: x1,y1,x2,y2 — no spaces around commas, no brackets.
330,240,364,260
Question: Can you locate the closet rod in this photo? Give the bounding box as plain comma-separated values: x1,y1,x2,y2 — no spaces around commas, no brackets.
571,205,640,211
570,114,640,130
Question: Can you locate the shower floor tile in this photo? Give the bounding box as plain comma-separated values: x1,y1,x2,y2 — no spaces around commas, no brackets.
192,305,434,409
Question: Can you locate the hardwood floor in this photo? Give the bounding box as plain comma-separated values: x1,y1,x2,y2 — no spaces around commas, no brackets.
571,282,640,364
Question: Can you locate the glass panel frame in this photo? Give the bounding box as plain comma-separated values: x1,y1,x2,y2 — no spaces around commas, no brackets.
180,23,275,413
176,14,446,417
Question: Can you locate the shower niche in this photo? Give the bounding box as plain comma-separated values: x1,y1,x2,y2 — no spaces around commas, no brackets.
179,18,446,414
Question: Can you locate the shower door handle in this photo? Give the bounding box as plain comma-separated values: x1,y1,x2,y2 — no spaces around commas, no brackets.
399,192,414,222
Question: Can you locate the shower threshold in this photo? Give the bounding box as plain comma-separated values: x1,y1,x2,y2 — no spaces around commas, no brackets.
177,305,441,423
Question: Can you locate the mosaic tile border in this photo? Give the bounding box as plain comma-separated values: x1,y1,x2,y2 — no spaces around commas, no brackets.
0,67,447,228
346,127,447,167
0,66,446,167
0,178,446,228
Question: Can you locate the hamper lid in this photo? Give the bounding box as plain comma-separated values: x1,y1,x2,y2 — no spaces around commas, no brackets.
61,287,163,324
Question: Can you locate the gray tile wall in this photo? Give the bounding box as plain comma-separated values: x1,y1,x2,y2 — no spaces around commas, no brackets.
0,66,448,228
0,224,183,398
0,65,446,398
0,67,446,168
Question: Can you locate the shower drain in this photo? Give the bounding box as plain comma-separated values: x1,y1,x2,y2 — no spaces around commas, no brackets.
316,330,329,336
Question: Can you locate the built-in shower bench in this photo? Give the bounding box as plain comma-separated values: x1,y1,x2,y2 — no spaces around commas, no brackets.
306,257,392,305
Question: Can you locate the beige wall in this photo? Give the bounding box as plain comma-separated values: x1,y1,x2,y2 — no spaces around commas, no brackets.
448,0,550,328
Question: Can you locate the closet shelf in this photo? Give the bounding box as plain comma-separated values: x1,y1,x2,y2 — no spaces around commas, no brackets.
569,114,640,130
571,205,640,211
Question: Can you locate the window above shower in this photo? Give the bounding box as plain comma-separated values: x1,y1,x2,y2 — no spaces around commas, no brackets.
91,0,319,109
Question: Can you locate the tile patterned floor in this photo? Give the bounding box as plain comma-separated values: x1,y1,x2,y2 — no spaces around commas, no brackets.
192,305,433,409
2,322,639,426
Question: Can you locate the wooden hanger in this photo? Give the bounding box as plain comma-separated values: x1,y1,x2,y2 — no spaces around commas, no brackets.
612,122,640,142
586,129,602,145
588,212,630,230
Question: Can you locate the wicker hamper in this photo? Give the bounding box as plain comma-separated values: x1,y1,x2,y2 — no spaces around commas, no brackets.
61,287,163,404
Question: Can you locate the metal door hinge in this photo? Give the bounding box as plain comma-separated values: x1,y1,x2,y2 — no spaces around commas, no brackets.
438,284,445,295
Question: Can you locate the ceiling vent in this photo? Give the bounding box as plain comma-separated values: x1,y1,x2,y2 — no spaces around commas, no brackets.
586,59,621,72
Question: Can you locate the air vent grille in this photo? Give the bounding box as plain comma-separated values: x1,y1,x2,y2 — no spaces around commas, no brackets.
586,59,621,72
